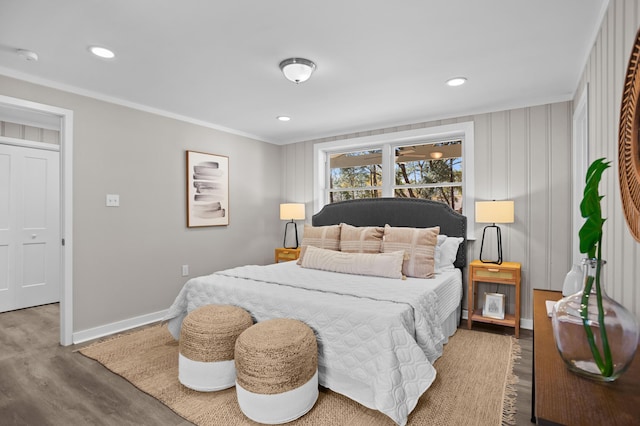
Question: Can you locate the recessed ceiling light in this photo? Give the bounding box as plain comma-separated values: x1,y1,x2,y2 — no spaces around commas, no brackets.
277,116,291,122
446,77,467,87
89,46,115,59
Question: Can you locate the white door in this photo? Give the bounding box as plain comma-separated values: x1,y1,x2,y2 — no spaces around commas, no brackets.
0,143,60,312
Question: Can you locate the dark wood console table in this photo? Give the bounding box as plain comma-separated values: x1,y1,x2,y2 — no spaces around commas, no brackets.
532,289,640,425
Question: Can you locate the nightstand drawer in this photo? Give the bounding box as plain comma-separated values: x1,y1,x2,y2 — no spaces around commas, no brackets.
274,247,301,263
473,268,516,280
279,250,298,259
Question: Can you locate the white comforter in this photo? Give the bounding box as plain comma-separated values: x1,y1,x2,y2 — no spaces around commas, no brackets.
164,261,462,426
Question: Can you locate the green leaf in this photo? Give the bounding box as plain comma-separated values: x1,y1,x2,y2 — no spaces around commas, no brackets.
580,188,602,218
584,158,610,187
579,158,610,256
579,216,604,258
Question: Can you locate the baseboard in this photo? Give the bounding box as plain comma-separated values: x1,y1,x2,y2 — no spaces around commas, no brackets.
72,308,168,344
520,318,533,330
462,309,533,331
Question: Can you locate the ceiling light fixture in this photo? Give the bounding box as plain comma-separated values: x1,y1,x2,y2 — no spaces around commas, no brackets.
446,77,467,87
430,151,443,159
277,116,291,121
89,46,115,59
17,49,38,61
279,58,316,84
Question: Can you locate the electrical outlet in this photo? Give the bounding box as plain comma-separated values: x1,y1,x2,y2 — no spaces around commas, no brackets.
181,265,189,277
106,194,120,207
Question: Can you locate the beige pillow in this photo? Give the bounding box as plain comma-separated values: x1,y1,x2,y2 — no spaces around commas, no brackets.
300,245,404,279
339,223,384,253
382,225,439,278
297,224,342,264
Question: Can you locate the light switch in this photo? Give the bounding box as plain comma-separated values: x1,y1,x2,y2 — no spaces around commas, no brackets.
106,194,120,207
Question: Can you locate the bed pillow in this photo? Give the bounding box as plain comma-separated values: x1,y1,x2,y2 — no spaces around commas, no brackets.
297,224,342,264
339,223,384,253
382,225,439,278
437,236,463,272
300,245,404,279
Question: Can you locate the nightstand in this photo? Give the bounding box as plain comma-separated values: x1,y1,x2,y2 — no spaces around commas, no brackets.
467,259,521,337
274,247,301,263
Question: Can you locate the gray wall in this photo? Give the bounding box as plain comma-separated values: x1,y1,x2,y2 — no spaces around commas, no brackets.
0,74,283,332
575,0,640,316
281,103,575,324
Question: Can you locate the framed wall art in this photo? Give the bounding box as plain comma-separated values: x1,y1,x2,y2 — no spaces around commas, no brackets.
186,150,229,227
482,292,505,320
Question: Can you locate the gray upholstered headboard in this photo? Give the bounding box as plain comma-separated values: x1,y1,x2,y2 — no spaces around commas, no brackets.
312,198,467,269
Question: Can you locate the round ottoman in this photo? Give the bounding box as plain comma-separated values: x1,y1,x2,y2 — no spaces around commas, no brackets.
179,304,253,391
235,318,319,424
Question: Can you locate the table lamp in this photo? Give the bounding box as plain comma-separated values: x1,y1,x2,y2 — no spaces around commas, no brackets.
475,200,514,265
280,203,305,249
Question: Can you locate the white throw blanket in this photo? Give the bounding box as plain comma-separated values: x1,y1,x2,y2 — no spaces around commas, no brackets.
164,262,461,425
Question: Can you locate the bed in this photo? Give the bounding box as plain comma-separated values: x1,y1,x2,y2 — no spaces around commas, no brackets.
164,198,467,426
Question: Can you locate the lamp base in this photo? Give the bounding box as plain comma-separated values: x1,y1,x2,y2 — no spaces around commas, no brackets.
479,224,503,265
283,220,299,249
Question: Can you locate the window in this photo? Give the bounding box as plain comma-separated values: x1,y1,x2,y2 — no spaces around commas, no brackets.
314,123,474,235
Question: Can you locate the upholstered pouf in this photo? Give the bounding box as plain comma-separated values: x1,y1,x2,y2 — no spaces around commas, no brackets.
179,304,253,391
235,318,319,424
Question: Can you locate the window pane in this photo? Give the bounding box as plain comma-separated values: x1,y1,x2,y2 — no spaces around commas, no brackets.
330,150,382,193
395,141,462,185
394,141,463,212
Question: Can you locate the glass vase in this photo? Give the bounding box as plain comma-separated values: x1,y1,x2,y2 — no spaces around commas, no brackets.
552,259,640,382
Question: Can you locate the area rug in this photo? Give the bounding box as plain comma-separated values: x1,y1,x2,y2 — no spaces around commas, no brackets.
79,325,520,425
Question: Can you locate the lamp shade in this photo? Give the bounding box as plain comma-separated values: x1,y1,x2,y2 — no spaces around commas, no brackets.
475,200,514,224
280,203,305,220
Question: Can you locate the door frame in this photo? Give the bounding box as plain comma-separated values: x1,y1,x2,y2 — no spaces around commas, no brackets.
0,94,73,346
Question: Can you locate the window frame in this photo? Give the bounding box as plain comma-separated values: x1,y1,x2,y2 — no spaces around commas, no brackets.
313,122,475,238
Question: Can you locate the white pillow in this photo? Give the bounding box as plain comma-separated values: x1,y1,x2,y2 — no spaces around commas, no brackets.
435,236,463,273
300,245,405,279
434,235,447,272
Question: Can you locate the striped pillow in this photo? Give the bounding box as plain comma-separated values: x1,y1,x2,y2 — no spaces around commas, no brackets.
382,225,439,278
301,245,404,279
297,224,342,264
339,223,384,253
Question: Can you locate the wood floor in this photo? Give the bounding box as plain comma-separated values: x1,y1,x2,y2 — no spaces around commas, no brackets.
0,304,534,425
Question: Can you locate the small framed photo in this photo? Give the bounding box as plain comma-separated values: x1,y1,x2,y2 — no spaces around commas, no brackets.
482,292,505,319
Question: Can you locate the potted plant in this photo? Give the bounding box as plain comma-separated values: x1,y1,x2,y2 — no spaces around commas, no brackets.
552,158,639,381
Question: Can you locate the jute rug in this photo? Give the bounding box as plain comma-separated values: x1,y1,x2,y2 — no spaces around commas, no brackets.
79,325,520,426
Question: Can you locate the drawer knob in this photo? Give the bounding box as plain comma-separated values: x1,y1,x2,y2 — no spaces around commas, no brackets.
487,268,500,272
